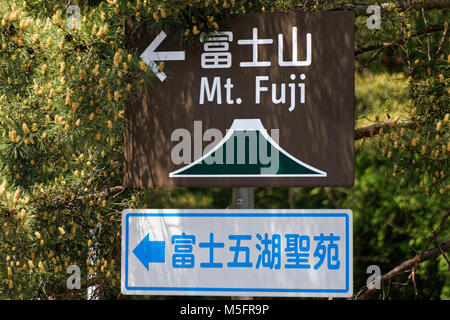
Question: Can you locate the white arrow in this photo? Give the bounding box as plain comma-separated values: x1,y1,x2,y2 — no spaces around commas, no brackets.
140,31,185,82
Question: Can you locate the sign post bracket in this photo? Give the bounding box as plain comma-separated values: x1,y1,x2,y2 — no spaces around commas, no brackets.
232,187,254,210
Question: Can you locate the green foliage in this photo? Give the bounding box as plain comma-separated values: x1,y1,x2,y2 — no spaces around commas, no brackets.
355,72,409,128
0,0,143,299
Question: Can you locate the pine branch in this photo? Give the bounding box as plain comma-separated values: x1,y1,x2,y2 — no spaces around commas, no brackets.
356,210,450,300
354,118,413,140
355,24,445,56
350,1,450,16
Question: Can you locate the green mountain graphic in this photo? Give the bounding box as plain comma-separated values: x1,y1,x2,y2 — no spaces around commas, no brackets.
169,119,326,178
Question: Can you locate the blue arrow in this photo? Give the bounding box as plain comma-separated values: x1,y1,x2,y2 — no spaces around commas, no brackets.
132,234,165,270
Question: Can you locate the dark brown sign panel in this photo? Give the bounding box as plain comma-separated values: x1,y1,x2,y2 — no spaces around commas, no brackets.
125,12,354,187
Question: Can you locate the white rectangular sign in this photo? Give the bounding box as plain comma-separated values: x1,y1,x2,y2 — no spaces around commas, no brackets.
121,209,352,297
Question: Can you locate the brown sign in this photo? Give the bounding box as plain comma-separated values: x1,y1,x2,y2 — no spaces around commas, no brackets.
125,12,354,187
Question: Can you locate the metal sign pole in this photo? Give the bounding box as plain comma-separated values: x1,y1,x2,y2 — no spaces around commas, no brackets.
232,187,254,210
231,187,254,300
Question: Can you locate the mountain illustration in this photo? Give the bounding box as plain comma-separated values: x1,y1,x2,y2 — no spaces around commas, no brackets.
169,119,327,178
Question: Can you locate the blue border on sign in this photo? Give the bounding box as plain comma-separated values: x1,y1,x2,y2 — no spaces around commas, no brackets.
125,212,350,293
